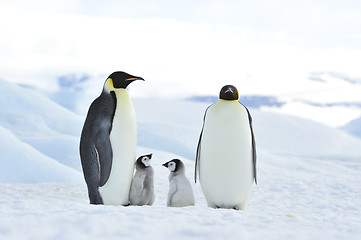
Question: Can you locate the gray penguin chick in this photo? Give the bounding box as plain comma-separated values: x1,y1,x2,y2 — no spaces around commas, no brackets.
129,154,155,206
163,159,195,207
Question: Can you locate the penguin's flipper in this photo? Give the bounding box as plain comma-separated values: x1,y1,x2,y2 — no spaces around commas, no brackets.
195,104,212,183
142,175,154,204
195,130,202,183
167,179,177,207
243,104,257,184
95,129,113,187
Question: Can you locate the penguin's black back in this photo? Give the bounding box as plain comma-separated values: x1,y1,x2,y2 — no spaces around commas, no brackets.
80,91,116,149
79,90,116,204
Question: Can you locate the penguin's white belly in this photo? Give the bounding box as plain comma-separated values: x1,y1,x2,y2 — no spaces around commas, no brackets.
129,172,146,203
169,176,195,207
99,90,136,205
199,101,253,208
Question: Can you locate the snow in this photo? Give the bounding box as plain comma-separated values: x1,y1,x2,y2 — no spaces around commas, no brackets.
342,115,361,139
1,147,361,239
0,79,83,137
0,125,82,183
1,79,361,239
0,79,84,171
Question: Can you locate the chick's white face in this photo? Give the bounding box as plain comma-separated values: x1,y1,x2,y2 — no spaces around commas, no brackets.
167,161,176,172
141,156,151,167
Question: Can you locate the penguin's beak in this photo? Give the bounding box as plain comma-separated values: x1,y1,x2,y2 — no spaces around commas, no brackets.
148,153,153,159
224,88,234,94
125,76,144,81
162,163,167,168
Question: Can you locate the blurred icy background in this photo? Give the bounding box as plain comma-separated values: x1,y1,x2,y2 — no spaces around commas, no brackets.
1,0,361,129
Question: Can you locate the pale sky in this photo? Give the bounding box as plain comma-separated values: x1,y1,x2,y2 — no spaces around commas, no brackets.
0,0,360,107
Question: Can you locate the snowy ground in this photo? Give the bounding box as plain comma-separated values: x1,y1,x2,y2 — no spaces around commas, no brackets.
1,147,361,240
1,80,361,239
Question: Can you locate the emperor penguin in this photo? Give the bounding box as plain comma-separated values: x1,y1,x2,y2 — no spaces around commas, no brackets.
163,159,195,207
129,154,155,206
195,85,257,210
80,71,144,205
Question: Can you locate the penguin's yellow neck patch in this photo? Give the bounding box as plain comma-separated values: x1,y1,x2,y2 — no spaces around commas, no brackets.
104,78,114,93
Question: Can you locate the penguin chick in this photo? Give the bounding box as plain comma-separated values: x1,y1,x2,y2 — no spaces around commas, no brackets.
163,159,195,207
129,154,155,206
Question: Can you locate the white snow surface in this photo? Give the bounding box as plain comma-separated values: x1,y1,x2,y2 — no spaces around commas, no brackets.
1,147,361,240
342,115,361,138
0,125,82,183
1,80,361,239
0,79,83,171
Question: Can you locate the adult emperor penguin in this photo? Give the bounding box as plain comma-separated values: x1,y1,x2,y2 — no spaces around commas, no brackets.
80,71,144,205
163,159,195,207
129,154,155,206
195,85,257,210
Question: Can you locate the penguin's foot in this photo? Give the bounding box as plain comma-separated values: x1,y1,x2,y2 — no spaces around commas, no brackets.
206,202,219,209
234,203,247,211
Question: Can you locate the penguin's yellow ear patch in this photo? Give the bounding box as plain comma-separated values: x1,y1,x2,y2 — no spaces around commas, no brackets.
109,78,113,87
104,78,114,92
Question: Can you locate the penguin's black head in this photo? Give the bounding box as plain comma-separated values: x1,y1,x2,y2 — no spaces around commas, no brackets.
219,85,239,101
136,153,153,169
106,71,144,89
162,159,184,173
